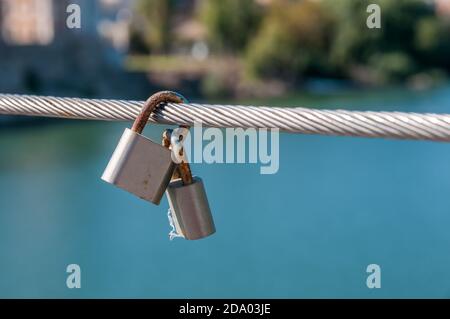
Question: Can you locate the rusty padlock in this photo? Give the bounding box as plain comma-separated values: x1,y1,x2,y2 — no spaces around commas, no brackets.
101,91,185,205
163,127,216,240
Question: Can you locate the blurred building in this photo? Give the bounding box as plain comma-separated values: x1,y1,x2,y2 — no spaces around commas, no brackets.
0,0,152,98
0,0,133,49
436,0,450,17
1,0,54,45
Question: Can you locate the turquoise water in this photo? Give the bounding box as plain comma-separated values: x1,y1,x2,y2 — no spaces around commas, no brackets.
1,85,450,298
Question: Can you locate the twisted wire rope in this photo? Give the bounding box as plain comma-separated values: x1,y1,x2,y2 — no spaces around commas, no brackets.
1,93,450,141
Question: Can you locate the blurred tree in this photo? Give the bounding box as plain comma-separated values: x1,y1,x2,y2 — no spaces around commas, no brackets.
415,17,450,71
200,0,262,52
325,0,382,69
246,0,450,84
137,0,175,53
129,0,450,89
369,52,416,83
245,0,335,82
128,26,151,54
326,0,442,80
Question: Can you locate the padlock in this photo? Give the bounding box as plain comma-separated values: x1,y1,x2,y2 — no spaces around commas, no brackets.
101,91,186,205
163,128,216,240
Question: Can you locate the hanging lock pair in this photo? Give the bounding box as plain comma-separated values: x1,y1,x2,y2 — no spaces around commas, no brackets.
101,91,215,240
163,127,216,240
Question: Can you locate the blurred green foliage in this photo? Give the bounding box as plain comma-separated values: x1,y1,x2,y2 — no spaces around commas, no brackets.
137,0,175,53
245,0,335,82
200,0,262,52
324,0,450,83
245,0,450,84
415,17,450,70
133,0,450,86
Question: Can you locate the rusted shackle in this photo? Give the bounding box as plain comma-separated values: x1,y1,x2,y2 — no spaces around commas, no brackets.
102,91,185,205
163,125,216,240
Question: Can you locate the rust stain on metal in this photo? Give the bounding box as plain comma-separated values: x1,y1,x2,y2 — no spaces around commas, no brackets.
178,161,193,185
132,91,185,134
162,129,172,149
162,128,193,185
162,129,181,180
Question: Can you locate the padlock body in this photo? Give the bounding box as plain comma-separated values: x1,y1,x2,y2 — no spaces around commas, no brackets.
167,177,216,240
102,128,176,205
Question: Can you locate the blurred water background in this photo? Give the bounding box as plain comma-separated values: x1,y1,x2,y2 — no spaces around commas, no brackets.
1,85,450,298
1,0,450,298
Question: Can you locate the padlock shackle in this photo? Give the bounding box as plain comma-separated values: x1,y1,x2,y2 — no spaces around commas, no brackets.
163,129,194,185
131,91,187,134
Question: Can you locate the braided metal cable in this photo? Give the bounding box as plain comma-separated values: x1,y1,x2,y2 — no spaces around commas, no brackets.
1,93,450,141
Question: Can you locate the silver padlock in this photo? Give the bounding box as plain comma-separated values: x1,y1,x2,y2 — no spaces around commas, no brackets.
163,128,216,240
101,91,186,205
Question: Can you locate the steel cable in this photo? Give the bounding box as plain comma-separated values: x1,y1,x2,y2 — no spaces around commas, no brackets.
1,93,450,141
